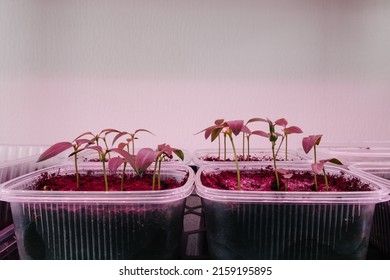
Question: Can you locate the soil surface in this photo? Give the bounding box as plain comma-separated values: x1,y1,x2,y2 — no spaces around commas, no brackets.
33,171,185,191
201,166,373,192
201,154,304,162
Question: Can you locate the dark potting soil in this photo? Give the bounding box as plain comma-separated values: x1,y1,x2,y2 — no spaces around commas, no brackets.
201,166,373,192
33,171,185,191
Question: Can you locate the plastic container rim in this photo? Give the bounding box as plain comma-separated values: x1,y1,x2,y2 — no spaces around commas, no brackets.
192,148,310,166
195,162,390,204
0,163,195,204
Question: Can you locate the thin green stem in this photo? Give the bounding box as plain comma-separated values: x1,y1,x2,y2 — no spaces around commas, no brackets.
157,158,163,190
275,136,285,158
120,162,127,191
74,149,79,189
228,134,241,190
285,135,288,161
131,139,135,155
102,153,109,191
242,133,245,159
272,141,280,190
323,168,329,192
224,134,227,161
152,159,159,191
218,135,221,160
247,136,250,160
314,145,318,191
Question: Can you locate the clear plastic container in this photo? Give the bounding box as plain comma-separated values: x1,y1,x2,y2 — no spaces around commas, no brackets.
0,145,62,231
308,141,390,165
0,164,194,260
195,162,390,259
192,148,309,167
349,162,390,258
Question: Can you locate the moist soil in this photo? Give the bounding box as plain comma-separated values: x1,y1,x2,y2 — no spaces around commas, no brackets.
201,165,373,192
33,171,185,191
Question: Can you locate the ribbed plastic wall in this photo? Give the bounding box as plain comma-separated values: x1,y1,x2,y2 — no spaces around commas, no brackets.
11,201,186,260
370,202,390,256
203,200,375,260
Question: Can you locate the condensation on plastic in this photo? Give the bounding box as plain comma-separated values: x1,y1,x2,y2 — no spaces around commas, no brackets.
192,148,310,167
195,162,390,204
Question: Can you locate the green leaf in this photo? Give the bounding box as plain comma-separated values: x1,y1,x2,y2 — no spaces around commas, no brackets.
173,149,184,161
211,127,223,142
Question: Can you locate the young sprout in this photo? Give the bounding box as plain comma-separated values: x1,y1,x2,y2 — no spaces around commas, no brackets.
302,135,342,191
112,129,154,188
112,129,155,155
110,147,157,190
195,119,226,160
153,144,184,190
36,137,93,189
266,119,283,190
71,145,112,191
198,120,249,190
274,118,303,160
243,118,268,160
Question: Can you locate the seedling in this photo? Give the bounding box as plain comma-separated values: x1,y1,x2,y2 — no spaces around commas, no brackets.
198,120,250,190
196,119,227,160
36,137,93,189
66,129,121,191
302,135,342,191
112,129,154,188
110,144,184,191
265,119,283,190
274,118,303,160
152,144,184,190
243,118,268,160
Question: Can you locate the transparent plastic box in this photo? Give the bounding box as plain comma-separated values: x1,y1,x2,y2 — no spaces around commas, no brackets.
0,145,62,231
310,141,390,165
349,162,390,258
195,162,390,259
192,148,309,167
0,164,194,260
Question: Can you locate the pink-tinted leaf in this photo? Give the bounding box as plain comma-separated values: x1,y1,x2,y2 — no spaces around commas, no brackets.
311,162,325,174
214,119,224,125
157,144,174,157
278,168,293,179
37,142,73,162
251,130,269,138
100,128,120,136
241,125,251,134
225,120,244,136
108,157,124,173
110,148,133,163
135,148,157,172
74,138,93,147
283,126,303,135
134,128,155,136
246,117,267,124
275,118,288,127
117,142,127,150
85,145,104,154
302,135,323,154
74,131,95,141
112,131,129,145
